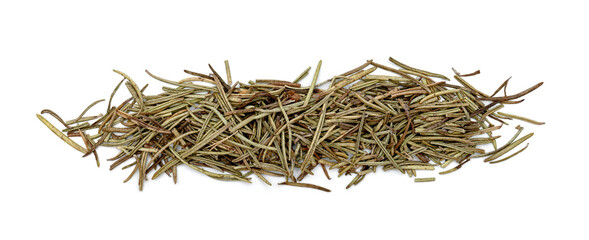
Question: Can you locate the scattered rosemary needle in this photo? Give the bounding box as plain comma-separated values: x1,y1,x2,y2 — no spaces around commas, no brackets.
415,177,436,183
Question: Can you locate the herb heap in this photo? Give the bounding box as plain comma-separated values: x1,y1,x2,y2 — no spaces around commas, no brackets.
37,58,544,191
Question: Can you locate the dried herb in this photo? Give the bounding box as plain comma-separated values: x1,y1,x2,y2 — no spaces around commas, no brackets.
38,57,543,191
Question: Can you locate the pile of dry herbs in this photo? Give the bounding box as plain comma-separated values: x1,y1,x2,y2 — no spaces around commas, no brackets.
37,57,544,191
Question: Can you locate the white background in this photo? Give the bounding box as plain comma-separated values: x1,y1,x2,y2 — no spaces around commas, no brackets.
1,1,587,239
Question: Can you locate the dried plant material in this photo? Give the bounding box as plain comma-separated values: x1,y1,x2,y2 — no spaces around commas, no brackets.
414,177,435,182
37,114,87,153
497,112,545,125
37,57,543,191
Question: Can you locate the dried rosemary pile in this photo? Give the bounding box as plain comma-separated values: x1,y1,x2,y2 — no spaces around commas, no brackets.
38,57,543,191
